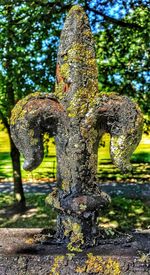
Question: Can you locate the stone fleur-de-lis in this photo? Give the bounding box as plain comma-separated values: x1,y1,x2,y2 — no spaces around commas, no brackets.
10,5,143,250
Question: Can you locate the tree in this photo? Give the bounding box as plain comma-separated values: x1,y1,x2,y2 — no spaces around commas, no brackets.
0,1,64,207
0,4,26,208
95,5,149,132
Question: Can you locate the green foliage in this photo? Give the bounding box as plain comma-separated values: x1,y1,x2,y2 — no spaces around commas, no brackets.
131,152,150,163
0,2,63,118
95,5,149,121
0,1,149,123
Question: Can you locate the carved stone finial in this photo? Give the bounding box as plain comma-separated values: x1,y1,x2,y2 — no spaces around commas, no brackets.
10,5,143,250
55,5,99,115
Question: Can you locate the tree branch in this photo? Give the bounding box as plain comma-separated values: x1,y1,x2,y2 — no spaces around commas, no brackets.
2,1,143,30
86,5,143,30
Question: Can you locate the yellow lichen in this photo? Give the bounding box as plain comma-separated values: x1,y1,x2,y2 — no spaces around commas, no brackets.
60,63,70,79
11,92,41,125
75,265,86,273
69,5,84,12
79,203,87,211
67,86,97,118
63,218,84,252
55,14,99,104
11,108,27,125
50,255,65,275
29,129,39,146
86,253,103,273
45,188,62,210
83,29,92,38
139,253,150,263
75,253,121,274
25,238,34,245
62,180,70,193
67,43,96,67
55,81,65,100
66,253,75,260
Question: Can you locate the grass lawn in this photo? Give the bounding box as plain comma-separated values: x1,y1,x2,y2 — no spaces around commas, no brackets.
0,193,56,228
0,126,149,183
0,193,149,231
0,125,149,230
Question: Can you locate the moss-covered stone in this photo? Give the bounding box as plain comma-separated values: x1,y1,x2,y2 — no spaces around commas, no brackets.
10,5,143,250
76,253,121,274
11,92,42,125
60,63,70,79
45,188,62,211
50,255,65,275
63,218,84,252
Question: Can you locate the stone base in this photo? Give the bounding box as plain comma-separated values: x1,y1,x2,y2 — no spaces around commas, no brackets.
0,229,149,274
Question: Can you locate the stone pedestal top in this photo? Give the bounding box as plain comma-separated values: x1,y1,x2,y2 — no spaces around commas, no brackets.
0,228,149,274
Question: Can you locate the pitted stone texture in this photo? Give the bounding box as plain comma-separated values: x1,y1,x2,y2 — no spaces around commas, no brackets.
0,229,150,275
0,256,149,275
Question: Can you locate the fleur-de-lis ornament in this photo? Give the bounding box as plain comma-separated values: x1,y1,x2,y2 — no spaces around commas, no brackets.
10,5,143,250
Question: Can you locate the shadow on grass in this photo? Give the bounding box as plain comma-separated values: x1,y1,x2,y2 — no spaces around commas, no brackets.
131,152,150,163
0,193,57,228
97,161,150,183
0,194,149,232
98,197,150,232
0,152,11,161
0,151,57,180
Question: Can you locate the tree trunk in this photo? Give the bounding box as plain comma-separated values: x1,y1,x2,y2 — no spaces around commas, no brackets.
3,4,26,210
9,134,26,209
0,109,26,209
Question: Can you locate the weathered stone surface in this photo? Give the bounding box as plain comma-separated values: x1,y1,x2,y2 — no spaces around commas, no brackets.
10,5,143,250
0,229,149,275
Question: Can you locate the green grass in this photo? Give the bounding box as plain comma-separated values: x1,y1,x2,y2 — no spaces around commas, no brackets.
0,129,57,180
0,193,149,231
98,197,150,231
0,126,149,182
0,193,56,228
0,126,149,230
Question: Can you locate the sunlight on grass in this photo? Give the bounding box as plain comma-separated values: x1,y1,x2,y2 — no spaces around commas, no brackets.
0,194,13,206
97,133,150,163
0,126,149,181
98,197,150,231
0,193,57,228
0,194,149,231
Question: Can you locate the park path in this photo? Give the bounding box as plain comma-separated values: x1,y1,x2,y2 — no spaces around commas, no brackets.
0,181,150,200
0,181,55,194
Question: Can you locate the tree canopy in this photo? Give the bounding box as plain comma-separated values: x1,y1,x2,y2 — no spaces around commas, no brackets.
0,1,64,122
0,1,149,124
95,5,149,131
